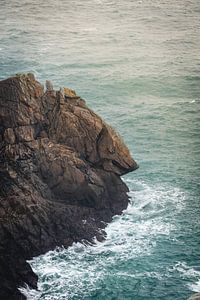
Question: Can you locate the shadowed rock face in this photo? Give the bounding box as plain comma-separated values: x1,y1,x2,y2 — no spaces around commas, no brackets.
0,74,138,299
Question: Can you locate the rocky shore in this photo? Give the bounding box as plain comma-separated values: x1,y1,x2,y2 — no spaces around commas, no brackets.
0,74,138,299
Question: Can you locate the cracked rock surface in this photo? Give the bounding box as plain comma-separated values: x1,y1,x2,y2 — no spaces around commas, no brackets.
0,74,138,299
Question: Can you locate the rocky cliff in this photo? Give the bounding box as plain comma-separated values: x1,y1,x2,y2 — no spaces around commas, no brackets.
0,74,138,299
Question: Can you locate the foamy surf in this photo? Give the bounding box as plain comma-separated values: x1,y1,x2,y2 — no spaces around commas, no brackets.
20,179,197,300
188,280,200,293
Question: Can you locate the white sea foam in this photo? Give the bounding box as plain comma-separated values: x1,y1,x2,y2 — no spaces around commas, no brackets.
169,262,200,293
174,262,200,278
19,285,42,300
188,280,200,293
22,179,188,299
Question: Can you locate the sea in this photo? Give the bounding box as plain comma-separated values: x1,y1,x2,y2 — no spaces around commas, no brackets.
0,0,200,299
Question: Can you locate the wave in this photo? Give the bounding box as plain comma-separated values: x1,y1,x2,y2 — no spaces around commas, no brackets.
171,262,200,293
20,179,191,300
189,280,200,293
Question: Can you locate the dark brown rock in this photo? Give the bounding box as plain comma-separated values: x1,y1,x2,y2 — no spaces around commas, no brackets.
0,74,138,299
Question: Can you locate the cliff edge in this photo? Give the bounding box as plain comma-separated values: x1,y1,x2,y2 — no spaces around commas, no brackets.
0,74,138,299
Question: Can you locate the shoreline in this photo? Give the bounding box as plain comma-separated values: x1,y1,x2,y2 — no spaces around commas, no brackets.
0,74,138,299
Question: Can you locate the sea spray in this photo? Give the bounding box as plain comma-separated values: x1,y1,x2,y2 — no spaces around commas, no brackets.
22,179,200,300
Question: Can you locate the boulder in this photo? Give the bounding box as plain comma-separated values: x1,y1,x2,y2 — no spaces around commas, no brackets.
0,74,138,299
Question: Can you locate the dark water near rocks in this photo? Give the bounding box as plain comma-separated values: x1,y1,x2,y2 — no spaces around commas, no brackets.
1,0,200,299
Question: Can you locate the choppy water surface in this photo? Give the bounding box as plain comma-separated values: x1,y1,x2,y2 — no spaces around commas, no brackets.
1,0,200,299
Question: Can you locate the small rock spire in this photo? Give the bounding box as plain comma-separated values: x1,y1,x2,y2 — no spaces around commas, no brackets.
45,80,53,91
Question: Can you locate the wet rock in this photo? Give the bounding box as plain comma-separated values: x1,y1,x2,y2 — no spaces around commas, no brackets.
0,74,138,299
188,293,200,300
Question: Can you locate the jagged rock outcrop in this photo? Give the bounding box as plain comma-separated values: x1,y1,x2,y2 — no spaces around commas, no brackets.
0,74,138,299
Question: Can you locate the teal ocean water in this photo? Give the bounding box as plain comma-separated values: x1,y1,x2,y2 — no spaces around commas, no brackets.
1,0,200,299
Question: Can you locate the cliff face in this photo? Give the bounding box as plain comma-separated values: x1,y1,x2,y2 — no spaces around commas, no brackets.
0,74,138,299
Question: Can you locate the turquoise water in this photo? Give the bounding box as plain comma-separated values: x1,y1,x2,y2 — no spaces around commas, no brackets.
1,0,200,299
